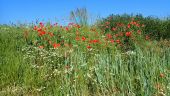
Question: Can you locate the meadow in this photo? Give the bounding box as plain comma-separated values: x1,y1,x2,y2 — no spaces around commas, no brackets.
0,14,170,96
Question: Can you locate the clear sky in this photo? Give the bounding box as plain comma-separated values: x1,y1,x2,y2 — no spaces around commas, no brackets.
0,0,170,25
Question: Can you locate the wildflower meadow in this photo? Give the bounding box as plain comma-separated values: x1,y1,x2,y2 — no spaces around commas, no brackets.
0,11,170,96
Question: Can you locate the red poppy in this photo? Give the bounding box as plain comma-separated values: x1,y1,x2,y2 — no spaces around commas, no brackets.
116,39,120,44
38,31,46,36
40,31,46,36
39,46,44,49
127,24,131,28
39,22,44,28
117,23,124,26
106,26,109,28
53,43,60,48
112,27,117,31
65,27,69,31
106,34,112,39
105,21,110,25
130,21,137,25
126,32,132,37
37,28,42,32
136,24,140,27
114,34,119,37
119,32,124,36
137,30,141,35
34,26,37,30
110,39,114,43
87,45,92,49
89,40,99,43
93,40,99,43
82,36,86,41
75,37,80,41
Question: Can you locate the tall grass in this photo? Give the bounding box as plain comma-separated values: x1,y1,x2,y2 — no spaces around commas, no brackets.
0,23,170,96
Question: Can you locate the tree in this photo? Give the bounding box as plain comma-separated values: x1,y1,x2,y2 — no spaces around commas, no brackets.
70,8,88,26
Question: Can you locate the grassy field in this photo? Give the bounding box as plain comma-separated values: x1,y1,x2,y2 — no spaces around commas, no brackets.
0,19,170,96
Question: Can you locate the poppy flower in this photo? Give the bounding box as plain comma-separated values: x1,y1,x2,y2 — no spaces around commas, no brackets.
127,24,131,28
39,46,44,49
112,27,117,31
105,21,110,25
136,24,140,27
87,45,92,49
65,27,69,31
130,21,137,25
89,40,99,43
119,32,124,36
106,34,112,39
82,36,86,41
53,43,60,48
37,28,42,32
116,39,120,44
126,32,132,37
106,26,109,28
137,30,141,35
117,23,124,26
39,22,44,28
110,39,114,43
34,26,37,30
39,31,46,36
75,37,80,41
40,31,46,35
114,34,119,37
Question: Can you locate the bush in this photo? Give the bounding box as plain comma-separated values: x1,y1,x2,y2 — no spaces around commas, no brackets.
97,14,170,40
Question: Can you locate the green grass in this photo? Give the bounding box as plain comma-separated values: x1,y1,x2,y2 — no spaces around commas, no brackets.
0,24,170,96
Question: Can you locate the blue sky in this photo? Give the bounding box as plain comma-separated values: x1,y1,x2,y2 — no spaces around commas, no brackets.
0,0,170,24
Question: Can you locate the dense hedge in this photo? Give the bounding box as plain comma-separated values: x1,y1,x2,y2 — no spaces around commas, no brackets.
97,14,170,40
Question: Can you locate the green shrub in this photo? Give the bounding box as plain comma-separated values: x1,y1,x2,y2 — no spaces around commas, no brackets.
97,14,170,40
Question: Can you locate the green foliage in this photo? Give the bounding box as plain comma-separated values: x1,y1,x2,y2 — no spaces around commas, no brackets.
98,14,170,40
0,18,170,95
